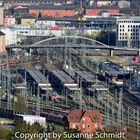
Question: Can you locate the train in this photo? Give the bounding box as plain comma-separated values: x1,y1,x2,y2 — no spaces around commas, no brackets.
99,62,130,86
0,60,16,68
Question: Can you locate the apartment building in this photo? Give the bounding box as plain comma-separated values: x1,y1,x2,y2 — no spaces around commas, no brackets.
4,15,16,26
117,17,140,48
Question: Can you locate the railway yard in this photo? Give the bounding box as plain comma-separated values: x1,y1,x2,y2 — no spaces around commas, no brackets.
0,39,140,139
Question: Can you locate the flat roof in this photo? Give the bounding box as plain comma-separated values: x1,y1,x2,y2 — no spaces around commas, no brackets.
23,63,52,90
75,71,95,83
15,114,45,118
88,84,108,91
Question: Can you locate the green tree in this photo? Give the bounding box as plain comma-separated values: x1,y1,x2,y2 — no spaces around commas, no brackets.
14,119,42,140
14,95,27,113
0,128,13,140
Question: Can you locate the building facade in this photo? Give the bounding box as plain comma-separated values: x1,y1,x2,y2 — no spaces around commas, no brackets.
0,25,65,46
1,27,17,46
0,31,6,54
4,15,16,26
4,0,75,9
117,17,140,48
21,16,36,25
64,109,102,133
36,18,56,27
86,7,120,16
0,6,4,25
118,1,130,8
28,5,76,17
97,0,112,7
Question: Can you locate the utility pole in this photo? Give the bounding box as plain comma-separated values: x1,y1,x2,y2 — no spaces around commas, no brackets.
118,87,123,129
0,59,2,108
46,74,49,106
64,37,68,67
137,107,139,140
46,48,49,63
127,106,130,128
6,55,12,110
36,85,40,116
65,88,68,107
79,78,83,109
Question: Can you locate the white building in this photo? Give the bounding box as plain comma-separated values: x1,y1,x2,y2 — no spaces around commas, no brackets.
118,1,130,8
0,25,66,46
117,17,140,48
36,18,56,27
15,114,46,126
1,27,17,46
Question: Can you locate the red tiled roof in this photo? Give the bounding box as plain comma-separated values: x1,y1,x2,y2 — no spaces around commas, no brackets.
83,110,102,122
67,109,83,122
67,109,102,122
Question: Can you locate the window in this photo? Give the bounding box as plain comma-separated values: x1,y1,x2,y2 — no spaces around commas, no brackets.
72,123,76,129
70,116,73,119
82,124,86,128
94,123,98,129
93,116,97,120
88,124,90,128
